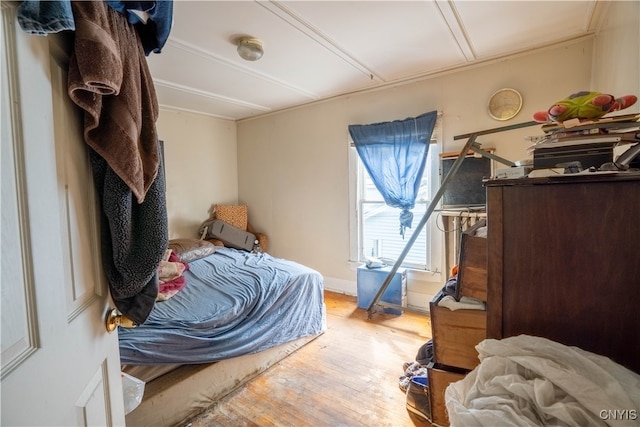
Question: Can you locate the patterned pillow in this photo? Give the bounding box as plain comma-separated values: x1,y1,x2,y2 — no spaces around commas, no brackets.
157,250,188,301
214,204,248,231
168,238,216,262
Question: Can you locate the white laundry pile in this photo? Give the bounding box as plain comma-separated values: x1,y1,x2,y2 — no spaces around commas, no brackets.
445,335,640,426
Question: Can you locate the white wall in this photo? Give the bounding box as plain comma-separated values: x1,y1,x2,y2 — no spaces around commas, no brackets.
591,1,640,102
156,109,237,239
235,39,595,303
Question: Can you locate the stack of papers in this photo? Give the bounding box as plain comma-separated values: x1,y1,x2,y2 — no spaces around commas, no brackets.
527,114,640,170
528,113,639,152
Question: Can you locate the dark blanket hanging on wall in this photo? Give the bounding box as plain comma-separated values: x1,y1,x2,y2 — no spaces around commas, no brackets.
66,1,168,325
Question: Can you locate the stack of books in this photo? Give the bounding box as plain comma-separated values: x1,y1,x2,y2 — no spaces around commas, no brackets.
528,114,640,170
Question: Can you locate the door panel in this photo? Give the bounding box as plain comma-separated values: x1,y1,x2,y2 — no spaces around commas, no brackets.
1,4,126,426
0,2,39,379
50,42,104,323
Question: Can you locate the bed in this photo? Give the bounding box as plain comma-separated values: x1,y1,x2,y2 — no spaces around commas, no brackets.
120,240,326,426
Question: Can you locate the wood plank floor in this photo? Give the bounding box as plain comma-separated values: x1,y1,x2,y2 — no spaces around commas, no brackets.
183,291,433,427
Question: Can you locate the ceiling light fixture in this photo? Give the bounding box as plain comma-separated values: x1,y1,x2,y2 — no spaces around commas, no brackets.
236,37,264,61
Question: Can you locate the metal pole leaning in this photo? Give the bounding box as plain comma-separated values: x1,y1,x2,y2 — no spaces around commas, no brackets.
366,133,479,317
365,120,539,317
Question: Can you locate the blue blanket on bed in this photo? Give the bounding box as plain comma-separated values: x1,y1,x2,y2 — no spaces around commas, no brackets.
118,247,326,365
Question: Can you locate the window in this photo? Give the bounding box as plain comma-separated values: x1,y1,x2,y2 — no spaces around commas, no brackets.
350,137,441,271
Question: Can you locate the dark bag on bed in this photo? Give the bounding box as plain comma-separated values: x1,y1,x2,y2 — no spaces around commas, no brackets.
206,219,257,251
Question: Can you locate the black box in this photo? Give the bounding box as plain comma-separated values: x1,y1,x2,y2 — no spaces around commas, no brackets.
533,143,613,170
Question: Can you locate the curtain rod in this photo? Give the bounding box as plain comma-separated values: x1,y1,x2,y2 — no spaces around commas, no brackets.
348,111,442,147
349,139,437,147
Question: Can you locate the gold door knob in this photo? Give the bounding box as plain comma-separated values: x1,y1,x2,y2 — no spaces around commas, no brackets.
105,308,137,333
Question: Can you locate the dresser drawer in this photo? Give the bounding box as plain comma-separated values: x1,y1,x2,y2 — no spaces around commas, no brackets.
457,220,487,301
430,302,486,370
428,364,466,427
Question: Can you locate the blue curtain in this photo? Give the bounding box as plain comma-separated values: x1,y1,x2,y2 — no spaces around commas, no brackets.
349,111,437,238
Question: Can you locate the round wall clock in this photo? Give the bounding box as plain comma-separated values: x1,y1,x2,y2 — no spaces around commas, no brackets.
488,88,523,121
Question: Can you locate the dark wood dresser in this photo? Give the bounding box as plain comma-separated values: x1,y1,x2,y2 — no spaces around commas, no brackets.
485,173,640,374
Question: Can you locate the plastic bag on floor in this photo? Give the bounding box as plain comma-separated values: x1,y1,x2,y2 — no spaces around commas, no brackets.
122,372,145,415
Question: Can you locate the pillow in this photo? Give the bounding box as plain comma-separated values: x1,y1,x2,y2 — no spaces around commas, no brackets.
168,238,216,262
214,204,248,231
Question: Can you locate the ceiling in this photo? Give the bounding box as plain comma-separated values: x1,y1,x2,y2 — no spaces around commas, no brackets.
146,1,605,121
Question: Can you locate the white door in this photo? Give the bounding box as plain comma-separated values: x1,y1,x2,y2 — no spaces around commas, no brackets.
1,4,126,426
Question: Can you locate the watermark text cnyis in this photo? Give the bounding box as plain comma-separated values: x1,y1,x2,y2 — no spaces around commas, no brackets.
599,409,638,421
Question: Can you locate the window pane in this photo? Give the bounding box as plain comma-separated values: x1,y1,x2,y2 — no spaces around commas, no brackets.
361,201,429,268
356,143,436,270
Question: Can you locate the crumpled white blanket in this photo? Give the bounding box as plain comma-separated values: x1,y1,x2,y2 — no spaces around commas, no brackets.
445,335,640,426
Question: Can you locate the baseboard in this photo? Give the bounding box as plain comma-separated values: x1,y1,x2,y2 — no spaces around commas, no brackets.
323,276,437,309
323,276,356,296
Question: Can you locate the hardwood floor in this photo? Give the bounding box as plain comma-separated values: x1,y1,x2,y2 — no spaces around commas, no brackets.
183,291,433,427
